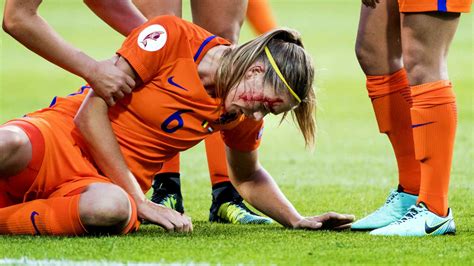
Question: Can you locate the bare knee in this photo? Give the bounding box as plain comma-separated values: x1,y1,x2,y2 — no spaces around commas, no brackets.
355,37,403,76
354,39,374,72
79,183,131,232
401,13,459,84
403,45,448,85
0,126,31,177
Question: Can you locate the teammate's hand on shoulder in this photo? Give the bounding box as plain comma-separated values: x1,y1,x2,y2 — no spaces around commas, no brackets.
362,0,379,8
86,57,135,106
137,199,193,233
292,212,355,230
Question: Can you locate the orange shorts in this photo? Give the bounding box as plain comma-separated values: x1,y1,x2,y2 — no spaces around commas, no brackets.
398,0,472,13
1,115,140,233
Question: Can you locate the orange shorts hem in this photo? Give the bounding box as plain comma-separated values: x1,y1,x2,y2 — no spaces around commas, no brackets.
398,0,472,13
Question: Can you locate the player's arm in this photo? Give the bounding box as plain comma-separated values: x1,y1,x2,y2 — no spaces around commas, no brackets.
226,147,354,230
2,0,134,106
84,0,147,36
74,56,191,233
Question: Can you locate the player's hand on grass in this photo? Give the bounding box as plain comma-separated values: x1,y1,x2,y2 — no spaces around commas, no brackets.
292,212,355,230
86,57,135,106
362,0,379,8
137,199,193,233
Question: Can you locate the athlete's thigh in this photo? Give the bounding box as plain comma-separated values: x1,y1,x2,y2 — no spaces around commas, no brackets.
134,0,182,18
400,12,460,84
190,0,248,43
356,0,403,75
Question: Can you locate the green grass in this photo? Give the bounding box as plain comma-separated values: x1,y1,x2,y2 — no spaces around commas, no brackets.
1,0,473,264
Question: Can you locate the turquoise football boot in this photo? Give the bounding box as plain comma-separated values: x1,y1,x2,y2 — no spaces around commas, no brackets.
351,189,417,230
370,203,455,236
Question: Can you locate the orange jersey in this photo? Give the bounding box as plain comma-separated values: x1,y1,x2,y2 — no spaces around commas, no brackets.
22,16,264,193
398,0,472,12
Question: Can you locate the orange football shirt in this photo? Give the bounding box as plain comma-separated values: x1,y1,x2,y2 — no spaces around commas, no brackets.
25,16,264,192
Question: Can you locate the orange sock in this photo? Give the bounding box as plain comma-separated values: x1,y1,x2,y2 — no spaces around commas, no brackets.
367,69,421,194
410,80,456,216
0,195,86,235
159,153,180,173
204,133,230,186
246,0,277,35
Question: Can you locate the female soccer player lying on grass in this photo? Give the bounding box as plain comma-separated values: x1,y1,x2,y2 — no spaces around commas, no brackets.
0,16,354,235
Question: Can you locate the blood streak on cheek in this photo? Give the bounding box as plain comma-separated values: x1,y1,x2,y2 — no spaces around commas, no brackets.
238,93,283,108
238,93,264,102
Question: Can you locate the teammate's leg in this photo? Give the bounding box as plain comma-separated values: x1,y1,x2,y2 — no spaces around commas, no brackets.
142,0,186,214
132,0,182,18
204,133,272,224
148,0,246,215
151,155,184,213
191,0,258,223
352,0,419,230
246,0,278,35
204,133,230,187
146,0,271,224
371,6,466,237
191,0,272,224
190,0,248,43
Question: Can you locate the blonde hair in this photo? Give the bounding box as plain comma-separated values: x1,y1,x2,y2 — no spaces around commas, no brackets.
215,28,316,148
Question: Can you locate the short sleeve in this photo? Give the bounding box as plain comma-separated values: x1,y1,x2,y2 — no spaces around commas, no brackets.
221,118,264,152
116,16,183,83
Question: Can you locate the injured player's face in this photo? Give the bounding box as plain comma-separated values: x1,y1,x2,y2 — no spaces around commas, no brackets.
223,61,298,121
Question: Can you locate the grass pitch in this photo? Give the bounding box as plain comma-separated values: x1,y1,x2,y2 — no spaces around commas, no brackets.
1,0,473,264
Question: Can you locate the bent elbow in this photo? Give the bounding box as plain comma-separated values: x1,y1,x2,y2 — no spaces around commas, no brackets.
2,19,8,33
2,14,16,34
3,9,29,35
3,0,43,35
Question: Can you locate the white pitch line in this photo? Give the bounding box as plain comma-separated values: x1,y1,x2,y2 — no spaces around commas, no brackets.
0,257,212,266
